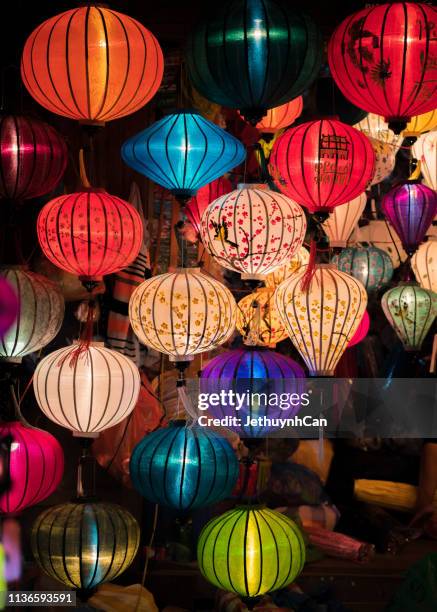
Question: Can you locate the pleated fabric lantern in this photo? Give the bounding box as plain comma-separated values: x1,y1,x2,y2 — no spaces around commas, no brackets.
412,239,437,293
403,110,437,140
121,111,245,203
264,246,309,289
381,284,437,351
351,220,408,269
370,138,396,186
185,0,322,125
37,190,143,284
129,268,236,361
355,113,403,151
33,342,141,436
0,115,67,201
197,506,306,598
328,2,437,134
0,277,18,338
381,182,437,256
130,421,238,510
256,97,303,134
200,185,306,278
185,176,233,236
413,131,437,191
270,119,375,213
0,268,64,362
322,193,367,248
276,264,368,376
0,421,64,515
236,287,287,347
332,246,393,293
32,502,140,592
21,6,163,123
348,310,370,348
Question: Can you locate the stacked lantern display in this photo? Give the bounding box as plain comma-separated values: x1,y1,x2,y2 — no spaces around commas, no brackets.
236,287,287,347
322,194,367,248
332,246,393,293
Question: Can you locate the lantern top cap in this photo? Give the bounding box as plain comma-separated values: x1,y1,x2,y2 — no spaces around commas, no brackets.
71,340,105,348
175,267,202,274
165,109,201,117
237,183,269,190
317,263,337,270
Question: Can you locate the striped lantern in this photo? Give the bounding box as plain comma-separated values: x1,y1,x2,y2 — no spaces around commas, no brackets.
369,138,396,186
413,131,437,191
129,268,236,361
255,97,303,133
322,193,367,248
276,264,367,376
332,246,393,293
185,176,233,236
197,506,306,598
412,240,437,293
264,246,309,289
348,310,370,348
0,276,18,338
354,113,403,151
0,115,67,201
37,190,143,283
33,342,141,436
130,421,239,510
350,220,408,269
381,283,437,352
32,502,140,591
0,421,64,515
403,110,437,140
236,287,288,347
200,185,306,279
0,268,64,362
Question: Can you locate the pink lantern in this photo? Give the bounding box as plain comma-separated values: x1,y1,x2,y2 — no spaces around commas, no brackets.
348,310,370,348
0,277,18,338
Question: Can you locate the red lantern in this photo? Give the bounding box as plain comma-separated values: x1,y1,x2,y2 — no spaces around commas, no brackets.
37,190,143,283
328,3,437,134
256,97,303,134
185,176,232,236
0,115,67,200
21,6,164,123
270,119,375,213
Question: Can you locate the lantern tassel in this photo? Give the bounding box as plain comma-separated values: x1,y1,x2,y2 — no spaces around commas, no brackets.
300,238,317,292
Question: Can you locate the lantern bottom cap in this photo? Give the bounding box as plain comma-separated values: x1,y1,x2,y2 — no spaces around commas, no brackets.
169,355,194,362
241,273,266,281
3,357,22,364
72,431,100,439
309,370,335,377
329,241,347,248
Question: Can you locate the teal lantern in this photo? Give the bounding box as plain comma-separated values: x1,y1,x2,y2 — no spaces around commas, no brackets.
185,0,322,125
333,246,393,293
130,421,238,510
121,110,245,204
197,505,305,599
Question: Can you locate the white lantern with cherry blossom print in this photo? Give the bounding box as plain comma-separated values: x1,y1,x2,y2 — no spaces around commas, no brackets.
264,246,309,289
200,184,306,280
322,193,366,248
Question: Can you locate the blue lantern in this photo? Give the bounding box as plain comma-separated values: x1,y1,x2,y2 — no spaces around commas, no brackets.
130,421,239,510
332,246,393,293
121,110,245,203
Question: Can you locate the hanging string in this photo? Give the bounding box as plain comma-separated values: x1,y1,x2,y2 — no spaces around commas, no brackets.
133,503,159,612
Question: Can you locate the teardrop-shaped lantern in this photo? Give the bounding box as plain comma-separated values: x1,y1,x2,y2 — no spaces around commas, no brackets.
332,246,393,293
322,193,366,248
236,287,287,347
255,97,303,134
381,284,437,351
412,239,437,293
264,247,309,289
121,111,245,203
276,264,367,375
381,182,437,256
413,132,437,191
185,176,232,236
355,114,403,151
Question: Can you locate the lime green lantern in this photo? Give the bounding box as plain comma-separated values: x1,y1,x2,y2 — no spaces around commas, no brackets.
197,506,305,600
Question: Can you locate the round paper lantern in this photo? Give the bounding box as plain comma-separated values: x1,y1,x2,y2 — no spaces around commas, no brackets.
328,2,437,134
185,176,233,236
351,220,408,268
412,239,437,292
32,502,139,592
332,246,393,293
270,119,375,213
382,284,437,351
0,277,18,338
0,115,67,201
348,310,370,348
276,264,368,376
197,506,305,598
33,342,141,436
322,193,366,248
355,113,403,151
314,75,367,126
256,97,303,134
413,131,437,190
185,1,322,125
264,247,309,288
0,421,64,515
129,268,236,361
21,6,163,123
381,182,437,255
236,287,287,347
200,185,306,278
37,190,143,283
369,138,396,186
403,110,437,140
0,268,64,362
122,111,245,202
130,421,238,510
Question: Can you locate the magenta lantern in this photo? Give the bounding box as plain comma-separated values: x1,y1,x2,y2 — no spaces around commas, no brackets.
0,422,64,515
0,277,18,338
381,182,437,256
348,310,370,348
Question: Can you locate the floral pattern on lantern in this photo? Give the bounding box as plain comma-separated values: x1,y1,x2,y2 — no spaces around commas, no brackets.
33,342,141,436
264,247,310,288
255,97,303,133
200,185,306,278
370,138,396,186
332,246,393,293
185,176,233,236
322,193,366,248
354,114,403,151
236,287,287,347
129,268,236,360
412,240,437,293
381,284,437,351
348,310,370,348
413,131,437,191
276,264,367,376
0,268,64,362
350,220,408,269
21,6,163,123
0,277,18,338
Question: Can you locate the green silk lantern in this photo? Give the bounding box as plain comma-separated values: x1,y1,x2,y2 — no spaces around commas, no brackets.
381,284,437,351
197,506,305,599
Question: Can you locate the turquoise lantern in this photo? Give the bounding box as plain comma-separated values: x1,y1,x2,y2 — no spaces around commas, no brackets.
333,246,393,293
129,421,239,510
121,110,245,204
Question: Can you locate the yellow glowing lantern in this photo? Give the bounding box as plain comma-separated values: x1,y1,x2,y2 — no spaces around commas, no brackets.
403,110,437,139
236,287,288,347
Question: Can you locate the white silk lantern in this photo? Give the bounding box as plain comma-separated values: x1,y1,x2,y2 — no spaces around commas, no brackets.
413,131,437,191
412,239,437,293
323,193,367,248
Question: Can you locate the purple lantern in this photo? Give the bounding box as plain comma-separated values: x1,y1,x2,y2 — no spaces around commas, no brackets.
381,182,437,255
0,276,18,338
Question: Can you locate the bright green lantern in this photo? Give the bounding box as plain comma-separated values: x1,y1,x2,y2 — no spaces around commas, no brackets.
381,283,437,351
197,506,305,600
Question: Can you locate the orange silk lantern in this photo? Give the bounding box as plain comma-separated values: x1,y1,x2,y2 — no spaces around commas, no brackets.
256,97,303,134
21,6,164,123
